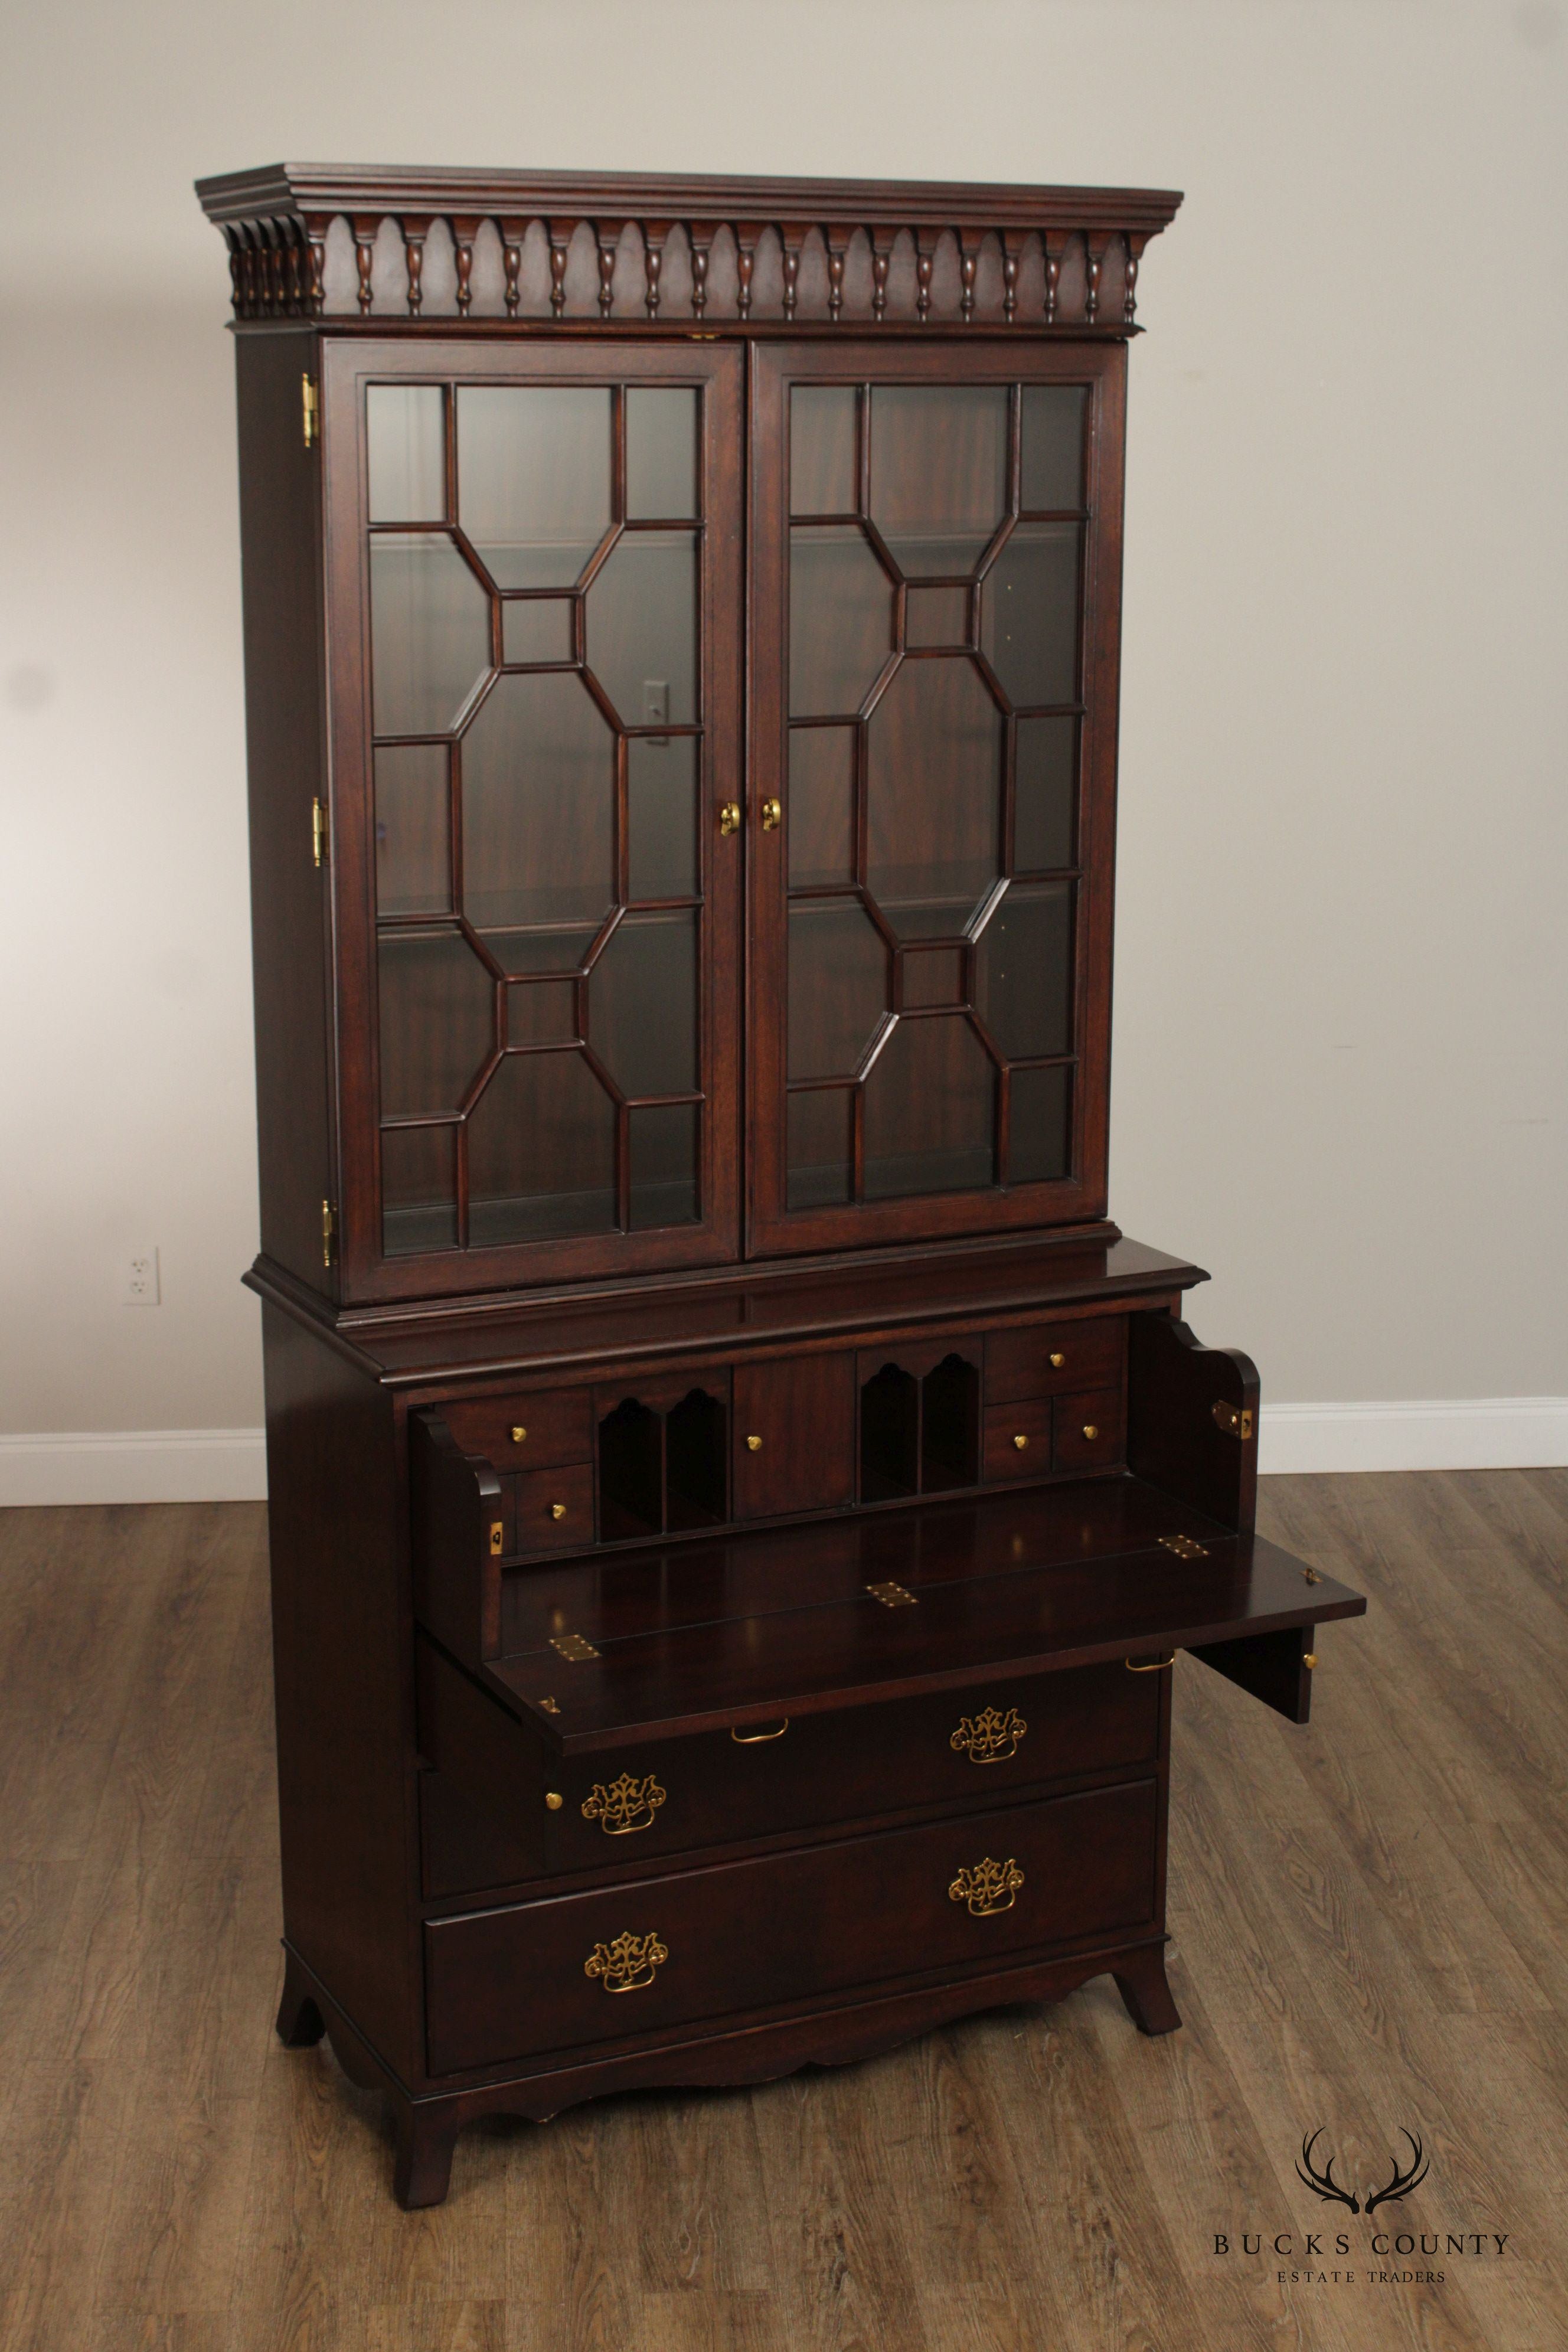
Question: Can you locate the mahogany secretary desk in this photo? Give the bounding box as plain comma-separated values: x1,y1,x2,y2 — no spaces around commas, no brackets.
198,165,1365,2207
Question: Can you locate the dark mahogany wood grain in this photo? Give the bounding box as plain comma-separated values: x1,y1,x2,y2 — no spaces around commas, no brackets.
732,1353,856,1519
1128,1309,1260,1532
986,1313,1125,1402
1188,1623,1318,1724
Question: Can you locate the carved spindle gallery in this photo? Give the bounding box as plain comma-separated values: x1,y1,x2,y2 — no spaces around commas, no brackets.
548,221,571,316
871,227,895,319
354,221,377,314
501,220,524,316
1043,230,1064,326
400,220,426,314
735,223,760,318
453,220,476,314
690,225,713,316
780,226,805,321
642,223,667,318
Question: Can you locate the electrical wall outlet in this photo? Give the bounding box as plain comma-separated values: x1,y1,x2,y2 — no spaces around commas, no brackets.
122,1247,161,1306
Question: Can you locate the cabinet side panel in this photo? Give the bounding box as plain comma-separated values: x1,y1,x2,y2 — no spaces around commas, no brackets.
262,1303,419,2077
236,332,335,1294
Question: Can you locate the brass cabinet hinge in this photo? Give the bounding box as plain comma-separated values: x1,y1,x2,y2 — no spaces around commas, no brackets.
320,1198,337,1268
1159,1533,1210,1559
1212,1400,1255,1441
867,1579,917,1608
301,372,319,448
552,1632,600,1661
312,797,328,868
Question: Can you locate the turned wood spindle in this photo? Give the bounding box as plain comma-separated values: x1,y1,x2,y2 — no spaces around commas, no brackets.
1084,231,1111,325
689,224,714,316
959,229,982,323
1001,230,1024,324
1123,230,1149,326
825,227,849,321
735,223,760,318
547,219,573,316
304,220,328,318
353,220,377,315
400,220,427,315
871,227,896,321
594,221,621,315
1043,230,1064,326
452,217,478,313
780,225,806,321
915,228,940,322
501,220,524,316
642,221,669,318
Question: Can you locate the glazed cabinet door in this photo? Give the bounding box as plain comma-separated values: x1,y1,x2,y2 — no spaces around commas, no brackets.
747,342,1124,1255
322,339,744,1302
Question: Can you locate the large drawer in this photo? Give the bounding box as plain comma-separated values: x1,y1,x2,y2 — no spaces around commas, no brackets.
425,1777,1158,2074
417,1641,1160,1886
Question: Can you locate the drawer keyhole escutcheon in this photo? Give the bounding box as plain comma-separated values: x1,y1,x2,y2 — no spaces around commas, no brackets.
584,1930,668,1992
1049,1350,1066,1368
746,1433,763,1451
581,1772,667,1835
1012,1433,1029,1451
949,1857,1024,1916
731,1717,789,1743
950,1705,1028,1765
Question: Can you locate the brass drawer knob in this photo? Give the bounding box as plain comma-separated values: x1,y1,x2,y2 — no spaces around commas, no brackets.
948,1857,1024,1916
950,1706,1027,1764
719,801,741,835
1082,1423,1099,1441
760,796,782,830
1012,1432,1029,1451
511,1425,527,1443
544,1791,563,1811
549,1501,567,1520
584,1930,668,1993
581,1772,667,1835
1049,1350,1066,1368
746,1433,763,1451
1304,1652,1318,1670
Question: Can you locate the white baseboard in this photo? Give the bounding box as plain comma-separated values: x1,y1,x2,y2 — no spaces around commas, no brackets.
1257,1397,1568,1476
0,1400,1562,1507
0,1428,269,1506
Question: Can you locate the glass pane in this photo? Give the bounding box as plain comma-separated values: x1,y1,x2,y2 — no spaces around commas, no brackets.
1021,386,1087,511
787,1088,852,1210
791,387,858,516
1014,716,1077,871
501,599,572,665
507,978,577,1046
789,526,893,718
630,1103,698,1229
863,1016,996,1198
975,881,1073,1060
902,947,963,1008
629,736,698,900
626,388,698,520
866,658,1002,937
460,671,615,933
788,727,855,888
370,535,489,737
981,524,1080,708
367,385,445,523
377,928,494,1117
1010,1064,1071,1184
906,583,969,649
870,386,1008,576
467,1050,616,1242
381,1124,458,1255
788,900,887,1080
456,384,611,589
375,744,449,914
591,910,698,1097
586,530,697,726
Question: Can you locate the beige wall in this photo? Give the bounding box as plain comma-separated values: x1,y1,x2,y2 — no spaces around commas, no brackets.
1,0,1564,1479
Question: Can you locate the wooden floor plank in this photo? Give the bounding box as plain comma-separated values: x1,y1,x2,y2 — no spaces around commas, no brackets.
2,1476,1565,2351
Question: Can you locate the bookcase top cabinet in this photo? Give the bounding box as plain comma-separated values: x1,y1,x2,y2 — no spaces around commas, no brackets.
198,167,1184,1309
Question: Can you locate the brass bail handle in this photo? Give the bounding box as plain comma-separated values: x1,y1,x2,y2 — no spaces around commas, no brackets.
1125,1652,1176,1673
731,1718,789,1743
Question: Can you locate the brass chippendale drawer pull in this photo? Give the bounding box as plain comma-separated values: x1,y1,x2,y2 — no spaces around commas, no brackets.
1126,1652,1175,1672
584,1930,668,1993
731,1718,789,1743
581,1772,667,1835
949,1857,1024,1916
950,1705,1028,1765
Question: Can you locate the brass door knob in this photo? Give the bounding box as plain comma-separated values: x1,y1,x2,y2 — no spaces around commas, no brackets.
719,801,741,835
549,1501,567,1520
760,796,782,830
746,1433,763,1451
1049,1351,1066,1368
1082,1424,1099,1440
511,1425,527,1443
1012,1433,1029,1451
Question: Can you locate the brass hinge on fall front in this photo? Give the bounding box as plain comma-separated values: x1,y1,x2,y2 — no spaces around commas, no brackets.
552,1633,600,1662
1159,1533,1210,1560
301,373,319,448
312,798,328,868
1212,1400,1255,1442
867,1580,917,1608
320,1198,336,1269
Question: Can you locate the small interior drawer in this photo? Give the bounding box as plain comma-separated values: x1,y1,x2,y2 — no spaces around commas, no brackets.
982,1399,1053,1482
440,1389,593,1473
425,1777,1159,2074
986,1318,1126,1405
509,1463,595,1555
1053,1391,1126,1473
